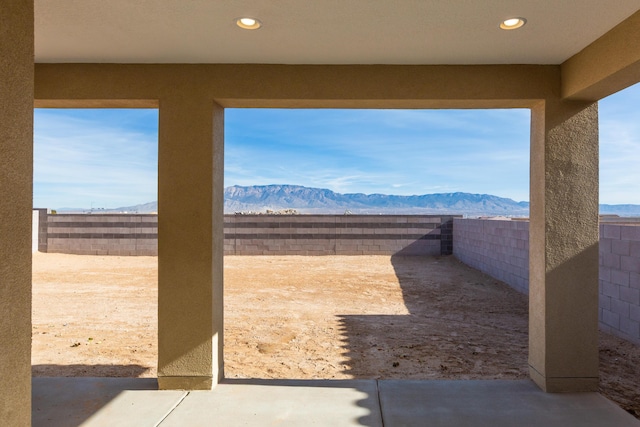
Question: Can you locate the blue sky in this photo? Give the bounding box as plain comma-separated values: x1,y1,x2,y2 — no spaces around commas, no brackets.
34,83,640,208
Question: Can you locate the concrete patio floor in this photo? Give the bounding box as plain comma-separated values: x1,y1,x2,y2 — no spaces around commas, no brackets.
32,377,640,427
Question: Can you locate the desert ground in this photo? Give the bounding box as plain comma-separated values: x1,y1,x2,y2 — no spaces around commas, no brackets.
32,253,640,418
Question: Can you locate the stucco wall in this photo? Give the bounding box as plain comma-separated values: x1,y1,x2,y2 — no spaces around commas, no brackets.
40,214,457,256
0,2,34,424
454,218,640,345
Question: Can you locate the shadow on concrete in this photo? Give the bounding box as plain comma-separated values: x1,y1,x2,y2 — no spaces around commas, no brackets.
32,377,640,427
339,255,529,380
32,364,152,426
33,377,382,427
32,376,159,427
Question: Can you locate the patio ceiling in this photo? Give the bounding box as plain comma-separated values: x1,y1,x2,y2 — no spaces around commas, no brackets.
35,0,640,65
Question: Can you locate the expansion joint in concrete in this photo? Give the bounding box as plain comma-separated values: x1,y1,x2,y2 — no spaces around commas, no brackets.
155,391,189,426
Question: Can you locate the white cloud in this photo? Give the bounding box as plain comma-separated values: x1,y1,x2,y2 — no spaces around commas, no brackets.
34,109,158,208
225,108,531,200
34,98,640,208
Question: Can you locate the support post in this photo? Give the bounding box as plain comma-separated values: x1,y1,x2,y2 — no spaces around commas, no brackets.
529,99,600,392
0,1,34,424
157,95,224,389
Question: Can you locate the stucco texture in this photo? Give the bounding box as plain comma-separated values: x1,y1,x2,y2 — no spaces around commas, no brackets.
529,100,600,391
0,2,33,425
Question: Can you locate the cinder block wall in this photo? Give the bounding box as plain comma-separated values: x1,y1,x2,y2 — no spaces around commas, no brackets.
225,215,456,255
454,218,640,345
599,224,640,344
42,214,457,256
36,209,49,253
453,219,529,293
45,214,158,256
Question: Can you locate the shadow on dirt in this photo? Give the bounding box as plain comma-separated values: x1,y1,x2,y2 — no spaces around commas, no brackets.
338,255,529,380
32,363,150,377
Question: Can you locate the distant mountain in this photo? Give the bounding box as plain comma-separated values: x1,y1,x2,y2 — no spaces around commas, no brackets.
54,201,158,214
599,204,640,216
55,185,640,217
223,185,530,216
108,201,158,213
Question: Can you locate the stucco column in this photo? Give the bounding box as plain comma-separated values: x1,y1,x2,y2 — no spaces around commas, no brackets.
529,100,599,392
0,2,34,425
157,96,224,389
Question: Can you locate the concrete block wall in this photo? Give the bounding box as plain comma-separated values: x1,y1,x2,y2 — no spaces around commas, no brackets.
41,214,457,257
44,214,158,256
225,215,457,255
32,210,39,252
453,219,529,293
35,209,49,253
599,224,640,344
454,218,640,345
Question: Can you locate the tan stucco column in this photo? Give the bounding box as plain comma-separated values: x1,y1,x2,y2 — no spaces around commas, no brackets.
0,2,34,425
157,96,224,389
529,100,599,392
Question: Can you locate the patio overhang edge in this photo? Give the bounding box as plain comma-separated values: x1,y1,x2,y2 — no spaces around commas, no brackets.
562,9,640,101
34,64,558,109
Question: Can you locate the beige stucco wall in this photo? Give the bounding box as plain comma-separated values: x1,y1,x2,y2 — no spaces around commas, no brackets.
0,2,33,425
157,97,224,389
562,10,640,101
34,63,558,109
529,100,600,392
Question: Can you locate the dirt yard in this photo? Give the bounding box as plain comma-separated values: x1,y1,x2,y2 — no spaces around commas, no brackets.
31,253,640,418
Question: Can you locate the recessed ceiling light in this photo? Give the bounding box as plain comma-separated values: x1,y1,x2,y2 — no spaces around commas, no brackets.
500,17,526,30
236,17,262,30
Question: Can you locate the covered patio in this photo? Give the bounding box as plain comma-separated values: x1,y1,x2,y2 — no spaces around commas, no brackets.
3,1,640,425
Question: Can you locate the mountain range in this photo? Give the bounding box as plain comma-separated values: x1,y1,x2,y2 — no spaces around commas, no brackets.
223,185,530,215
74,184,640,217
